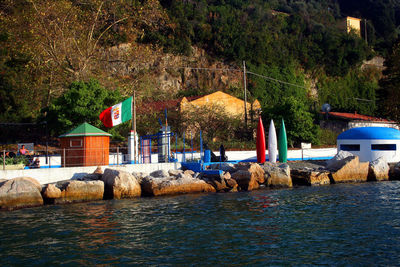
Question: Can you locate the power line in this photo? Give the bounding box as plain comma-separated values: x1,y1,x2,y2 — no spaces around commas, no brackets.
246,71,307,89
347,97,373,102
165,66,241,72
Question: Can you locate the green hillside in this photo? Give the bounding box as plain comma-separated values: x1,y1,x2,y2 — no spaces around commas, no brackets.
1,0,399,146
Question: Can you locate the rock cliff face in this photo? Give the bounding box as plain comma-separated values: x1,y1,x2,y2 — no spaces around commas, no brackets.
101,44,242,97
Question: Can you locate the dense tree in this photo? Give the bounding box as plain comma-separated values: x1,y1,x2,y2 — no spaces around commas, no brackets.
318,68,379,115
45,79,123,136
378,42,400,122
263,96,320,147
0,0,397,145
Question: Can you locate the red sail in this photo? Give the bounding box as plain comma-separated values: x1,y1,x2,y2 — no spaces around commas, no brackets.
256,116,266,163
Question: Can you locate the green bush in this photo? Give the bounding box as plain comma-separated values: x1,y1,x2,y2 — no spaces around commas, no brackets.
319,128,338,146
0,155,29,166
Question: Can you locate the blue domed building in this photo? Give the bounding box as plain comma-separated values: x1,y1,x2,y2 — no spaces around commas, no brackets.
337,127,400,163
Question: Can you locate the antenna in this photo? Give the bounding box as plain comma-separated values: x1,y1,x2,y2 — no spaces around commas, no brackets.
321,103,331,120
321,103,331,113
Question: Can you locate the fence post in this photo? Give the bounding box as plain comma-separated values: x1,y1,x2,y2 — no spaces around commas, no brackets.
191,131,193,161
175,133,178,162
63,148,66,168
117,147,119,165
3,150,5,170
200,130,203,162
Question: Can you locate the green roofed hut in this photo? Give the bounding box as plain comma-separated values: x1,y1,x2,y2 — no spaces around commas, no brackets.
59,122,112,167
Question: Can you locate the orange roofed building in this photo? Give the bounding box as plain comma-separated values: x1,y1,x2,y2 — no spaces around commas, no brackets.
180,91,261,120
321,111,399,133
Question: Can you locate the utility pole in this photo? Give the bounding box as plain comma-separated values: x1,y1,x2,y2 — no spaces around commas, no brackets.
133,91,136,163
243,60,248,128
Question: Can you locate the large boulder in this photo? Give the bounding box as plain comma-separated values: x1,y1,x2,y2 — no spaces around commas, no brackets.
389,162,400,180
208,163,236,172
231,163,265,191
326,150,354,170
102,168,141,199
291,169,331,186
150,170,169,178
141,171,216,196
203,171,238,192
262,163,292,188
327,155,369,183
48,180,104,204
0,177,43,210
231,170,259,191
42,183,61,199
132,172,149,184
368,157,390,181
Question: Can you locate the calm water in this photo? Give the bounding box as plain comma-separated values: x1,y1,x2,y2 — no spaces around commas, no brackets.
1,182,400,266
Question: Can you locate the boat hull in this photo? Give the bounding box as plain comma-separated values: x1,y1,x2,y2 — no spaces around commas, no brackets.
256,117,266,163
268,119,278,163
278,118,288,162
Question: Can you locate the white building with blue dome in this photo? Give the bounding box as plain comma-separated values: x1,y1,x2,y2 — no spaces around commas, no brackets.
337,127,400,163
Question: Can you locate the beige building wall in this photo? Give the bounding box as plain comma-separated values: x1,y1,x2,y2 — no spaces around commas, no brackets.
346,16,361,36
180,91,261,119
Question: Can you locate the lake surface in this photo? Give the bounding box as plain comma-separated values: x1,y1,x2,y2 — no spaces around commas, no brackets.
1,181,400,266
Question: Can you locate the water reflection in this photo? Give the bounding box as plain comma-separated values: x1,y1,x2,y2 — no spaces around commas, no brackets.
1,182,400,265
77,203,119,247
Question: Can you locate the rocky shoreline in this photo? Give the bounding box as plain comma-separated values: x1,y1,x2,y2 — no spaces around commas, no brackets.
1,151,400,211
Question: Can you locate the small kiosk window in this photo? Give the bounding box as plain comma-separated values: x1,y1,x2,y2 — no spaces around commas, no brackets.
371,144,396,151
340,144,360,151
70,139,83,147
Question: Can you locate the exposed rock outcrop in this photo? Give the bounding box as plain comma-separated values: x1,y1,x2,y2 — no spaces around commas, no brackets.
262,163,292,188
102,169,141,199
141,170,215,196
368,157,390,181
0,177,43,210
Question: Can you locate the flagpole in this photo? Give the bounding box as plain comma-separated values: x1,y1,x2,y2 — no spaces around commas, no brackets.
164,108,168,163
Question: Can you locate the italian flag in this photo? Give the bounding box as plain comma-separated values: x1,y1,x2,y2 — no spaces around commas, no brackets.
99,97,132,128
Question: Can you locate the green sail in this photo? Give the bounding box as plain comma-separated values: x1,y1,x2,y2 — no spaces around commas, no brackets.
278,118,288,162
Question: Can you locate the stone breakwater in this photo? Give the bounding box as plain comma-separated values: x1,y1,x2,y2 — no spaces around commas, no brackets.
1,151,400,211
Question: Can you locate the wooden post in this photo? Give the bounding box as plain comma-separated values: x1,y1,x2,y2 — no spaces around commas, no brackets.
63,148,66,168
243,60,248,128
117,147,119,165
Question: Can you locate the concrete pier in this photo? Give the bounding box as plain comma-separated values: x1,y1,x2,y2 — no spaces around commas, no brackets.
0,162,181,185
